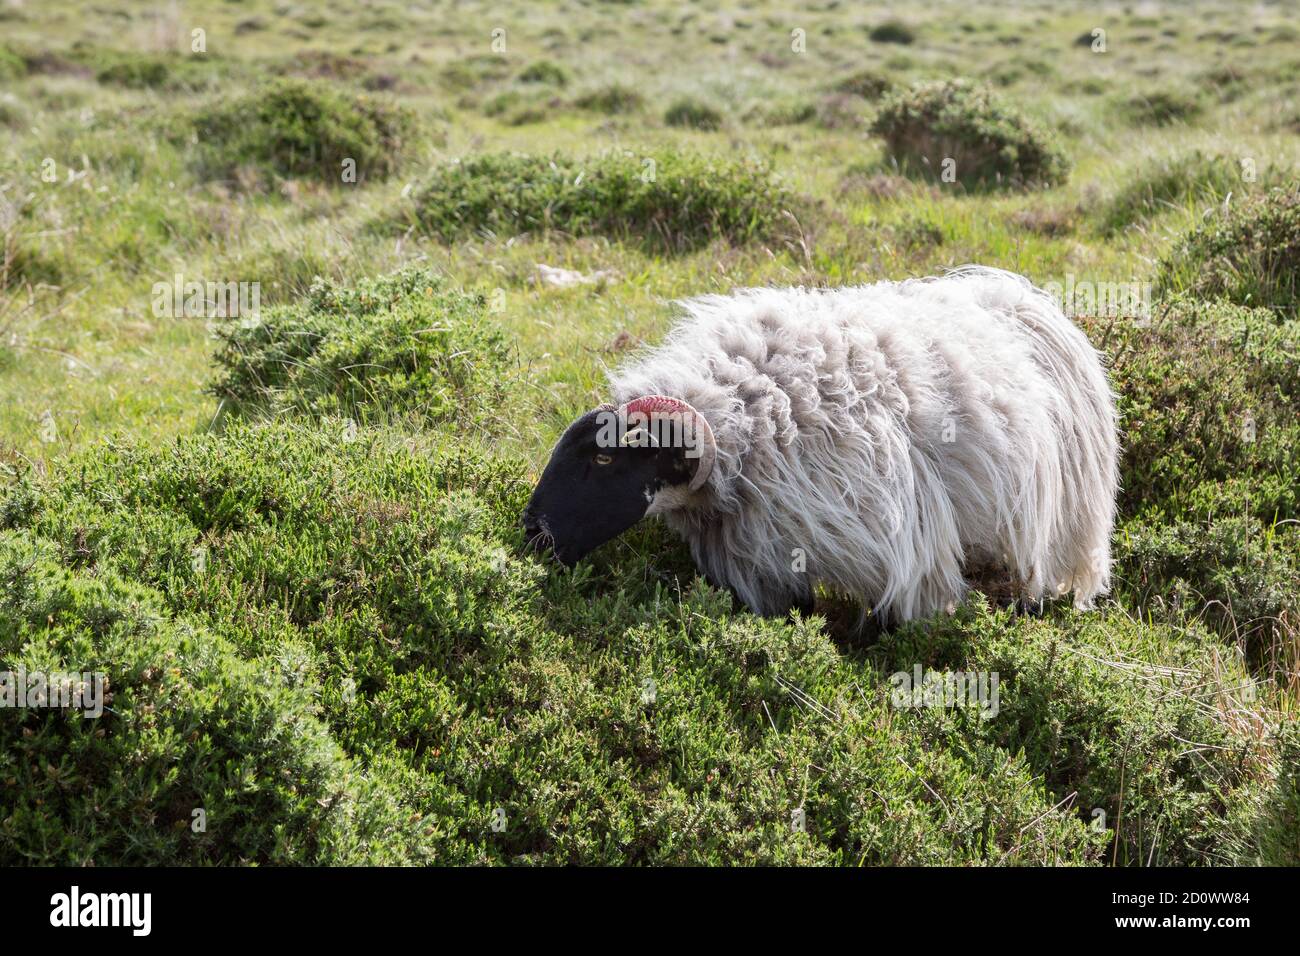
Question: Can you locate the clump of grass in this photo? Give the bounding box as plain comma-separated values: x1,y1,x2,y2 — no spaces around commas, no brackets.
190,78,418,186
572,82,644,114
832,68,894,99
1095,151,1265,234
517,60,569,86
664,96,724,130
748,96,816,127
813,93,869,130
837,169,932,201
1155,187,1300,316
95,55,170,89
2,230,62,289
399,149,799,250
209,268,512,425
1200,64,1249,101
1007,204,1076,236
0,96,25,130
868,20,916,45
870,79,1069,188
481,88,555,125
0,44,27,81
1119,88,1204,126
439,54,511,91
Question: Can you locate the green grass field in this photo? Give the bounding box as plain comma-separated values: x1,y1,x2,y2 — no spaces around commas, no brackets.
1,0,1297,865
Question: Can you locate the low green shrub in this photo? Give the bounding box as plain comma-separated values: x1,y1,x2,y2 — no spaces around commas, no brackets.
2,420,1291,864
664,96,724,130
868,20,916,45
439,54,511,91
481,88,555,125
1120,88,1204,126
572,82,644,114
1155,187,1300,317
1,234,63,289
1083,299,1299,661
96,56,170,89
749,97,817,127
0,44,27,81
1117,517,1298,663
870,79,1069,188
209,268,513,425
1087,298,1300,524
0,97,24,130
832,68,894,100
869,602,1295,865
400,149,798,250
517,60,569,86
0,530,423,865
190,78,417,186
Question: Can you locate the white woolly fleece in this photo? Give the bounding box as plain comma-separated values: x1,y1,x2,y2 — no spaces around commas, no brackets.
609,267,1120,623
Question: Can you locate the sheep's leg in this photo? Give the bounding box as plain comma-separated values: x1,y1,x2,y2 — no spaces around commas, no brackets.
787,593,816,622
1016,595,1045,617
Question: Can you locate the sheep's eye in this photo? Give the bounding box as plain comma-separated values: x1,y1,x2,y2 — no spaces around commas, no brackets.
593,453,613,466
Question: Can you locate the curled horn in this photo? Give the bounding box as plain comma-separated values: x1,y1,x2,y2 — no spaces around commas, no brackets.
619,395,717,492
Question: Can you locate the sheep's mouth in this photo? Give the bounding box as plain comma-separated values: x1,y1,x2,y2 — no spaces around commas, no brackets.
523,514,576,564
522,515,554,551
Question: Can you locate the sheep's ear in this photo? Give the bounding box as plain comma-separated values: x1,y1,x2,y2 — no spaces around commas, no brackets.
618,395,716,491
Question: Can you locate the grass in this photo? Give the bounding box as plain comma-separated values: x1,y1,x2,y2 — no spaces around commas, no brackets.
1,0,1299,866
1156,187,1300,316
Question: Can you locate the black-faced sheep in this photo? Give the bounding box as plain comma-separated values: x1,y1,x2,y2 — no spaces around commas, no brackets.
523,267,1119,624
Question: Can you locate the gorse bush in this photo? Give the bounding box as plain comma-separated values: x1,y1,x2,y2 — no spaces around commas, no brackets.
833,68,894,100
96,56,170,89
1155,187,1300,317
870,80,1069,188
572,82,644,114
0,530,425,865
1120,88,1204,126
481,88,555,126
2,267,1296,865
191,78,417,185
439,54,511,91
1118,517,1299,665
401,149,798,250
1082,298,1300,662
664,96,724,130
1091,298,1300,525
71,46,244,93
2,420,1293,864
209,268,513,425
868,20,916,45
517,60,569,86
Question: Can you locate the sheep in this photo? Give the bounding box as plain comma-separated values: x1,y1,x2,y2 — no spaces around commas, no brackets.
523,266,1120,625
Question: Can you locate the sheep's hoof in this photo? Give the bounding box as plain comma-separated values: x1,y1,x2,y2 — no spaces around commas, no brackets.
1016,596,1045,617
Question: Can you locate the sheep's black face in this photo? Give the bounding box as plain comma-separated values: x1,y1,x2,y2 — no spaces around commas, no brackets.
523,409,694,565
